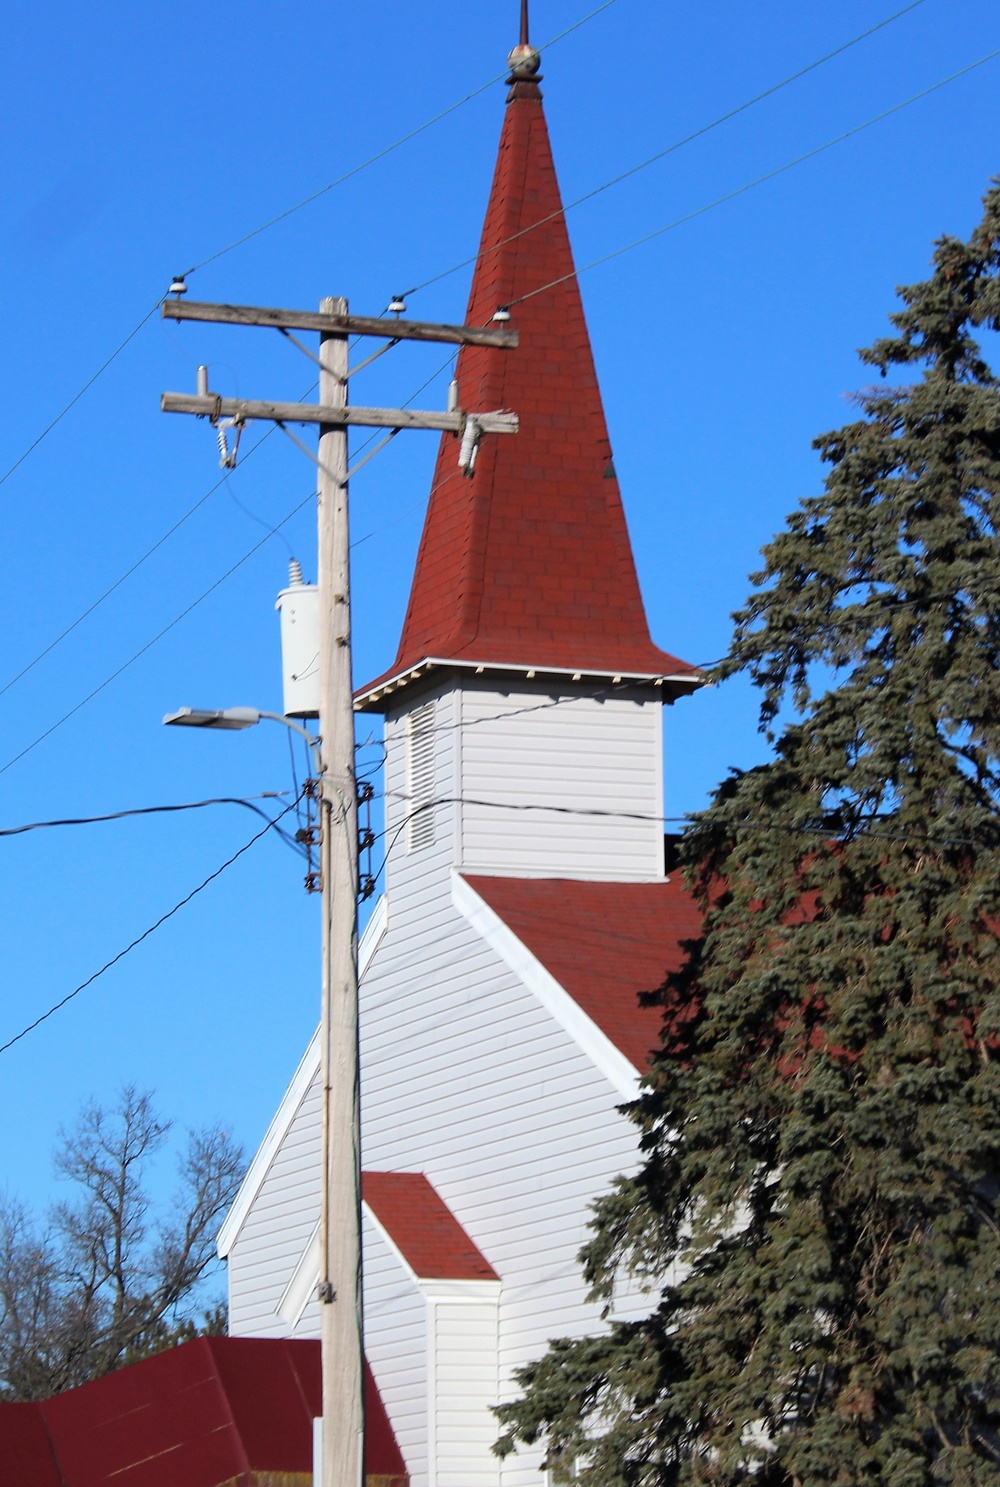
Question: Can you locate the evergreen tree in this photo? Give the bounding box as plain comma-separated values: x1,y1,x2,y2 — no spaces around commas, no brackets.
496,182,1000,1485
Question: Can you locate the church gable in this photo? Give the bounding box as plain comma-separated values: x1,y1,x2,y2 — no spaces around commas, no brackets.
223,13,705,1487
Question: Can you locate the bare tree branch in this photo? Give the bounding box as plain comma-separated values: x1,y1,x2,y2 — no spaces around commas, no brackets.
0,1087,244,1400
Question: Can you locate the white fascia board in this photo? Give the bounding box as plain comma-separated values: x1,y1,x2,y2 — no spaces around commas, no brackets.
217,894,389,1258
355,657,703,709
451,872,641,1103
276,1220,321,1328
421,1278,501,1301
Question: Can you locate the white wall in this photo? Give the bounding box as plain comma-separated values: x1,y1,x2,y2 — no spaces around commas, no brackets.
382,678,663,882
225,1056,322,1339
224,674,665,1487
427,1287,501,1487
364,1212,430,1487
359,874,645,1487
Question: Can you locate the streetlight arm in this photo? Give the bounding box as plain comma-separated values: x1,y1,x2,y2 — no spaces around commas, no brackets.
258,712,322,776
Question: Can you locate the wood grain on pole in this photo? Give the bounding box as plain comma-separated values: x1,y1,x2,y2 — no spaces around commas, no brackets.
160,392,518,437
316,298,364,1487
162,298,519,349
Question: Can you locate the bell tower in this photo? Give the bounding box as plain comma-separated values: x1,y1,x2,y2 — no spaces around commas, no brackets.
356,7,699,885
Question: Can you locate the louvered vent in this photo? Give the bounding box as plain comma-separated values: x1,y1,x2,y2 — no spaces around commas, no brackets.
406,700,436,852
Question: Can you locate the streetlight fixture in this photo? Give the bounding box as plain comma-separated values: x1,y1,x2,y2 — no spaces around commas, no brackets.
163,706,322,775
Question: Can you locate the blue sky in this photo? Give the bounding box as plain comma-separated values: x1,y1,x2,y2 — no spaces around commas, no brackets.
1,0,998,1218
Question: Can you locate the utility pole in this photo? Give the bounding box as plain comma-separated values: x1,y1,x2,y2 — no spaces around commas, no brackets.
315,298,362,1487
159,292,518,1487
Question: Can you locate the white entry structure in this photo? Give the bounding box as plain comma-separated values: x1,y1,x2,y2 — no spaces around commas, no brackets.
219,26,702,1487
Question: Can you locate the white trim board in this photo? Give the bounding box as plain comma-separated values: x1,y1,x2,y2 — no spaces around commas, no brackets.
217,894,389,1258
451,872,640,1102
276,1220,321,1327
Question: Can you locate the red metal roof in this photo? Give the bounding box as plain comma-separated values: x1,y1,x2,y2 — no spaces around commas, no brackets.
363,1171,498,1281
462,873,703,1073
360,73,694,699
0,1336,407,1487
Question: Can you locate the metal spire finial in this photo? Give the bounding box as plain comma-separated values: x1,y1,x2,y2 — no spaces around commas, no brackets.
508,0,541,81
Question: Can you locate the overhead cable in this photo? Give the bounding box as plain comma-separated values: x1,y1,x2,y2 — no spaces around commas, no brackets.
402,0,930,300
0,3,617,495
178,1,620,279
0,426,276,702
0,794,303,1058
0,489,316,778
510,46,1000,310
0,341,456,759
0,793,289,839
0,301,161,495
364,796,999,894
0,5,950,693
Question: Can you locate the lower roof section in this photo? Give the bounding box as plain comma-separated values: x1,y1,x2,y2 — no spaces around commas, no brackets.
461,873,703,1075
363,1172,499,1282
1,1335,407,1487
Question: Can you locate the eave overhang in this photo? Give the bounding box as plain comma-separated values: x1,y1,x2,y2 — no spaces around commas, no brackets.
354,656,704,712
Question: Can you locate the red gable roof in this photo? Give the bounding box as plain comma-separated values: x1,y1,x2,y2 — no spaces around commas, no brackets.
462,874,702,1073
363,1171,498,1281
0,1336,407,1487
359,66,695,702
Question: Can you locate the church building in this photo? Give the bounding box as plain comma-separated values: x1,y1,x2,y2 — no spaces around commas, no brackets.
220,20,702,1487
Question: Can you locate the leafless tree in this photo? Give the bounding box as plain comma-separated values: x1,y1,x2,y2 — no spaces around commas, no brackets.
0,1085,244,1400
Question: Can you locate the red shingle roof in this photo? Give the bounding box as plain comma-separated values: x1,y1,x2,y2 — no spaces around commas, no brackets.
360,73,694,699
462,874,702,1073
363,1171,498,1281
0,1336,407,1487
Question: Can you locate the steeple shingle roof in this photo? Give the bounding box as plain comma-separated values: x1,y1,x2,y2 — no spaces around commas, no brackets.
358,65,696,706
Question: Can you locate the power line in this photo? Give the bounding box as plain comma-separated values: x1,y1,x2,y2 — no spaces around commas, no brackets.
402,0,930,300
364,795,1000,894
0,794,303,1058
0,341,459,765
0,426,275,702
179,1,620,280
0,301,162,495
0,4,617,497
0,488,316,779
0,792,289,840
0,384,320,708
8,29,985,760
0,11,958,699
510,46,1000,311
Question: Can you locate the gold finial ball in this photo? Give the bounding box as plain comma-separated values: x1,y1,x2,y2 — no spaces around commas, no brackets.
507,43,541,77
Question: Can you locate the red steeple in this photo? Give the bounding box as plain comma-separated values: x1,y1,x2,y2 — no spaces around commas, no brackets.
358,35,696,707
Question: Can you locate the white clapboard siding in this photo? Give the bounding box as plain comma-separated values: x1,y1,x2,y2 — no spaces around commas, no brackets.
221,903,388,1339
358,875,646,1487
456,680,663,879
224,673,669,1487
365,1212,430,1487
429,1297,501,1487
226,1072,322,1338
